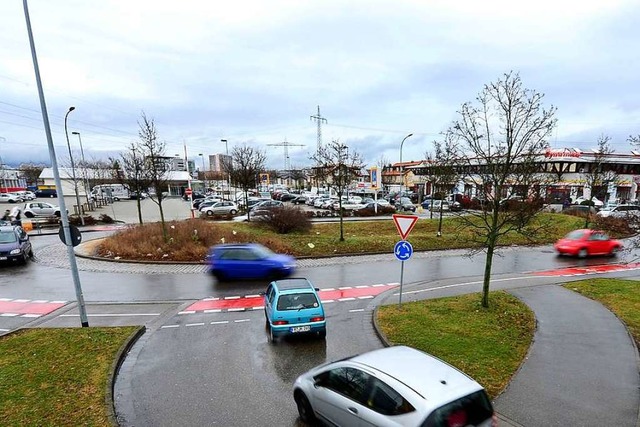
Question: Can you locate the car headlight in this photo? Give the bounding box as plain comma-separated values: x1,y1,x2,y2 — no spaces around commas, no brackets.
10,249,22,255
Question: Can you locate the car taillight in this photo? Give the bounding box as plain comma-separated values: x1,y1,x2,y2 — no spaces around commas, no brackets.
310,316,324,322
273,320,289,325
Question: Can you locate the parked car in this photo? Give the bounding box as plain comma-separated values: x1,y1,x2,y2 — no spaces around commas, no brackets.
293,345,496,427
249,200,284,212
207,243,296,281
596,204,640,219
0,193,23,203
264,277,326,342
554,229,622,258
23,202,63,218
0,224,33,265
290,195,308,205
200,201,239,216
34,188,57,198
14,191,36,201
430,200,450,212
197,199,226,211
279,193,298,202
573,196,604,207
395,197,416,212
331,199,364,211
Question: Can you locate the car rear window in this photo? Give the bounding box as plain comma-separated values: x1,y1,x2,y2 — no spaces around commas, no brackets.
277,292,319,310
421,390,493,427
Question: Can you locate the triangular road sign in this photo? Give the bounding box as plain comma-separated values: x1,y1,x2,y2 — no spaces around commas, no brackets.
392,214,418,240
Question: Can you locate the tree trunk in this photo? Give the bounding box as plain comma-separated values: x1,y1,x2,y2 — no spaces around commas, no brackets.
136,197,143,224
339,198,344,241
482,236,496,308
437,203,444,236
158,198,167,242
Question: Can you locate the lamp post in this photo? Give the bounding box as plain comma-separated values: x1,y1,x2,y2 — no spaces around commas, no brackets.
71,131,91,207
0,136,7,192
64,107,84,225
198,153,206,189
399,133,413,195
221,139,230,199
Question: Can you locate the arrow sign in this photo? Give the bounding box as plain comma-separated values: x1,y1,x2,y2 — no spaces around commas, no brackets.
392,214,418,240
394,240,413,261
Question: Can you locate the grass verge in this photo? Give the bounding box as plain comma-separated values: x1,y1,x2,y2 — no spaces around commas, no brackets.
0,327,137,426
376,292,535,398
564,278,640,347
96,214,583,261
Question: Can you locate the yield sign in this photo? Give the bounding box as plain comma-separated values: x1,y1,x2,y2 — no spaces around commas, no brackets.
392,214,418,240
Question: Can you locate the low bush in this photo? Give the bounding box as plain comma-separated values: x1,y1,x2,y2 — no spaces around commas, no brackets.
99,214,114,224
592,215,635,236
253,205,311,234
69,215,97,226
353,206,396,217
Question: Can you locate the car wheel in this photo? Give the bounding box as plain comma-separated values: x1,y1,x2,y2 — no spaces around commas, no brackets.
229,209,237,215
24,212,34,218
206,210,214,217
54,211,61,217
294,391,317,424
211,270,225,281
609,246,621,257
578,248,588,258
28,248,34,258
317,329,326,340
268,325,276,344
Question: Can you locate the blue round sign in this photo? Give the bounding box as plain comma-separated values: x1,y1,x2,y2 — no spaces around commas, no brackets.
394,240,413,261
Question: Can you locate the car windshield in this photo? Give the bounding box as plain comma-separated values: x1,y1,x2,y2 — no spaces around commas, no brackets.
565,230,587,240
277,292,319,310
252,245,275,259
0,231,17,243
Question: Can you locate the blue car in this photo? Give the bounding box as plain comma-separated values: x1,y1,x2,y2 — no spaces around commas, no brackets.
207,243,296,281
0,225,33,265
264,278,326,342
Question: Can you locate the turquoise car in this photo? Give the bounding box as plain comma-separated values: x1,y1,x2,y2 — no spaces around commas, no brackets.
264,278,326,343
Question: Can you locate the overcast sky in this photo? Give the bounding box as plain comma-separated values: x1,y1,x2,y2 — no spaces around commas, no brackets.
1,0,639,171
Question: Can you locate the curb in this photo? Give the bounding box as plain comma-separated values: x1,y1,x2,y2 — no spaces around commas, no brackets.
106,325,146,427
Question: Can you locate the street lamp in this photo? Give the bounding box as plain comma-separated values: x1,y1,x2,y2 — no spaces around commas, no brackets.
71,131,90,206
198,153,206,189
0,136,7,192
399,133,413,195
221,139,230,199
64,107,84,225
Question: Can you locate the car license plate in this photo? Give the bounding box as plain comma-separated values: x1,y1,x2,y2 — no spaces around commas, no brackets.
290,326,310,333
0,257,6,260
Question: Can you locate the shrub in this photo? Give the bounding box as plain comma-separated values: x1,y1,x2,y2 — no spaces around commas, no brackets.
69,215,97,225
592,216,635,236
253,205,311,234
353,205,396,217
99,214,114,224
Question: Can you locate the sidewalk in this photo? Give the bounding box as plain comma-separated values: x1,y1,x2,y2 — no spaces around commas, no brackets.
495,285,640,426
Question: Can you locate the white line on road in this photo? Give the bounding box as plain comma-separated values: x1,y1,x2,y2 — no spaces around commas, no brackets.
211,320,229,325
186,323,205,327
338,286,353,290
0,328,9,332
160,325,179,329
13,299,29,303
396,276,544,296
0,313,18,317
246,294,261,298
178,311,196,315
357,296,374,299
21,314,41,318
349,309,365,312
338,297,356,302
234,319,250,323
228,308,244,312
204,309,222,313
225,296,241,300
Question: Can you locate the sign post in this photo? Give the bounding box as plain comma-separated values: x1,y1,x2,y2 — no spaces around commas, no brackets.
392,214,418,307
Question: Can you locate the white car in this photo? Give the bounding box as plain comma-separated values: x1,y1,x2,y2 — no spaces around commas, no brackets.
14,191,36,201
0,193,23,203
573,196,604,207
293,346,496,427
23,202,63,218
596,204,640,218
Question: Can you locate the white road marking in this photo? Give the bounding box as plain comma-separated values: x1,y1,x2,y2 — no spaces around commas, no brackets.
355,285,369,288
0,313,19,317
186,322,205,327
338,297,356,302
323,300,335,303
204,309,222,313
372,284,386,287
50,301,67,304
0,298,12,301
179,311,196,315
31,300,48,304
228,308,244,312
396,276,544,296
358,296,374,299
0,328,10,332
225,296,241,300
349,309,365,312
252,306,264,310
322,288,335,291
13,299,30,303
246,294,261,298
161,325,179,329
234,319,250,323
338,286,352,290
211,320,229,325
21,314,41,318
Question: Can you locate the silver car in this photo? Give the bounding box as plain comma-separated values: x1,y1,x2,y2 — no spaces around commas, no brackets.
293,346,496,427
201,201,239,216
23,202,62,218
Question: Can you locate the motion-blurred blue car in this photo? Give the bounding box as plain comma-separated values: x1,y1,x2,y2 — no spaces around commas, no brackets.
207,243,296,281
264,278,326,342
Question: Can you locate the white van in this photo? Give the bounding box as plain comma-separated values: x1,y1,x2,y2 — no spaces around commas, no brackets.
90,184,130,201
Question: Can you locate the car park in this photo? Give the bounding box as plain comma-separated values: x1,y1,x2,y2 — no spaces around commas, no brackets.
430,200,450,212
22,202,62,218
293,345,496,427
196,198,224,211
0,193,23,203
264,277,326,342
290,195,308,205
207,243,296,280
554,229,622,258
249,200,284,212
200,201,239,216
0,224,33,265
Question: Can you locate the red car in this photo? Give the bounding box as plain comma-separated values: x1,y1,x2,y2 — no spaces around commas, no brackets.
554,229,622,258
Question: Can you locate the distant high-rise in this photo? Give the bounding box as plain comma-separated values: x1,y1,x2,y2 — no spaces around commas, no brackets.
209,153,232,172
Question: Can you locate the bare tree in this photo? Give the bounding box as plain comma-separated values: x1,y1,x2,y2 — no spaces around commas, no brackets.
311,140,364,241
448,71,557,308
18,163,45,187
117,142,152,224
580,135,617,227
137,113,169,240
224,144,266,222
423,133,462,232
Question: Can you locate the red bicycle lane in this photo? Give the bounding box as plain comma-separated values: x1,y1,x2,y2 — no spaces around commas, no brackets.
181,283,398,313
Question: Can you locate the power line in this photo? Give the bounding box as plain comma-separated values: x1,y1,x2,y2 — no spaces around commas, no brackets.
310,105,326,157
267,139,305,171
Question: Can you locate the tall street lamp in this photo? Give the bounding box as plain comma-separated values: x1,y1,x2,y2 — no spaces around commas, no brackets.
64,107,84,225
399,133,413,195
71,131,91,206
221,139,230,199
198,153,206,189
0,136,7,192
